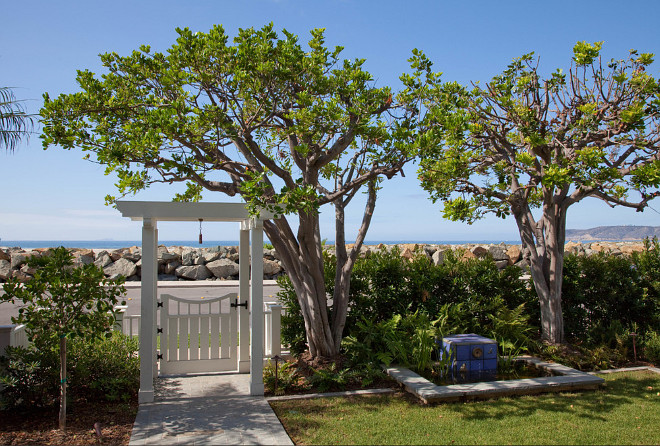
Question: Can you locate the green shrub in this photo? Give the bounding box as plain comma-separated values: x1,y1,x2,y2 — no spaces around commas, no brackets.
0,332,139,409
263,359,306,395
562,239,660,344
643,330,660,364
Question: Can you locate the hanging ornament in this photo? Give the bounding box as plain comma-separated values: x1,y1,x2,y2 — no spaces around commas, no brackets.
198,218,203,245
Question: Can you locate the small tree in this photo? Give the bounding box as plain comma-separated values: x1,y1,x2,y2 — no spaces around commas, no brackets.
1,247,126,430
414,42,660,344
40,24,420,358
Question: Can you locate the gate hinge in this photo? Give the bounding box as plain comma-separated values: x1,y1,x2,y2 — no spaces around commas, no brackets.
157,353,163,360
231,298,248,310
157,327,163,333
157,301,163,308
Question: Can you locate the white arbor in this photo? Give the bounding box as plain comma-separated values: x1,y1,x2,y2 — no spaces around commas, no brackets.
116,201,273,402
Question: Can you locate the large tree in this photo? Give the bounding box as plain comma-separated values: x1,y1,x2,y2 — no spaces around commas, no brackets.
1,86,35,152
415,42,660,344
41,24,419,358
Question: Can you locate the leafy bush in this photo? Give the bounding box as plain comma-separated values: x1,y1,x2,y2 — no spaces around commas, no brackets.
562,238,660,344
263,359,306,395
0,332,139,409
643,331,660,364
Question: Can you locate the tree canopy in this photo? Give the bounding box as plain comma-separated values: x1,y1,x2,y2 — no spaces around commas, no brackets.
415,42,660,343
40,24,420,357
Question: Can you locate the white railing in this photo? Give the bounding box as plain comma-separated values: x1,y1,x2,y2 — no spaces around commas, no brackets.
0,324,29,355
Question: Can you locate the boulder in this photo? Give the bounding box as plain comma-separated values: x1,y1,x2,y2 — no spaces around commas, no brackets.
400,247,414,261
203,250,221,263
432,249,447,266
206,259,240,278
158,274,179,281
73,251,95,266
158,246,179,263
175,265,212,280
471,246,489,258
0,250,9,262
104,258,138,279
94,253,113,269
20,264,37,276
506,245,522,265
10,252,29,269
11,270,32,283
263,259,283,276
0,260,12,280
620,244,644,255
495,260,509,270
488,245,509,261
181,248,200,266
164,261,181,275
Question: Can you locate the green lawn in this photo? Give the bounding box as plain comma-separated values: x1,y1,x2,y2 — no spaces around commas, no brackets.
270,371,660,445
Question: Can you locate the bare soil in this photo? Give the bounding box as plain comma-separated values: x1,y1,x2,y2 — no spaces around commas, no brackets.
0,400,138,445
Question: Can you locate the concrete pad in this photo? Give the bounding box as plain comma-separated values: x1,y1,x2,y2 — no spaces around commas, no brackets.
385,357,606,404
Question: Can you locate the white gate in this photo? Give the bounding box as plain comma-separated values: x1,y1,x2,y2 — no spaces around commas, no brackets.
159,292,240,375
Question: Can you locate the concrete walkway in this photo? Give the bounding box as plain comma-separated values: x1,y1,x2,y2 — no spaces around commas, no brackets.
129,373,293,445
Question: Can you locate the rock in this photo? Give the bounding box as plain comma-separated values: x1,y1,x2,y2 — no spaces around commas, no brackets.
158,274,179,281
165,261,181,275
175,265,212,280
158,246,179,263
181,248,200,266
206,259,240,278
203,250,221,263
432,249,447,266
461,249,476,261
126,275,141,282
73,251,95,265
471,246,489,258
104,258,138,279
263,259,283,276
228,252,240,262
20,264,37,275
620,244,644,255
122,249,141,262
0,260,12,280
400,247,414,261
109,250,123,262
95,253,113,269
0,250,9,262
506,245,522,265
495,260,509,270
11,270,32,283
10,252,29,269
488,245,509,261
401,243,419,253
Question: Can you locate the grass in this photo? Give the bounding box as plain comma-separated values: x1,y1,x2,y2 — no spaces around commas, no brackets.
270,371,660,445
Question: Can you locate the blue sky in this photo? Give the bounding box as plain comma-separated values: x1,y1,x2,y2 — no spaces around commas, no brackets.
1,0,659,242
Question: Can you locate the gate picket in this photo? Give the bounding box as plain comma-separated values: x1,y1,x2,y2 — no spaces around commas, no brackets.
159,293,238,375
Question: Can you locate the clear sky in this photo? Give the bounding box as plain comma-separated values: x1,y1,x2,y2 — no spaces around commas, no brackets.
1,0,659,242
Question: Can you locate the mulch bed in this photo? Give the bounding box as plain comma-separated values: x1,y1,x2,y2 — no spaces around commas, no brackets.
0,400,138,445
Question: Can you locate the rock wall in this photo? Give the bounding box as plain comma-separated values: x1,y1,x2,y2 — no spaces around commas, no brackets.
0,241,647,283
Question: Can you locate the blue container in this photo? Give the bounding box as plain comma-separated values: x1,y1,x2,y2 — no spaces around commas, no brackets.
440,334,498,380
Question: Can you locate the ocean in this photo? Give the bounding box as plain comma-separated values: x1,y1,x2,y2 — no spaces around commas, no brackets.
0,240,521,249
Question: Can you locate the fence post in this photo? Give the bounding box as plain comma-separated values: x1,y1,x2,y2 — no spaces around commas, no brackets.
113,305,128,332
270,304,282,357
263,303,272,357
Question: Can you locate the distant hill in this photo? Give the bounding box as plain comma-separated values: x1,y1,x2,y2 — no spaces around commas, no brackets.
565,225,660,241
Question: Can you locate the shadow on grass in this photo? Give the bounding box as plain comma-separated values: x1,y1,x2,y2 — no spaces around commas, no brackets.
270,372,660,438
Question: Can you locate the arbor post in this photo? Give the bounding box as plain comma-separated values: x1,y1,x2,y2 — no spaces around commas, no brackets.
238,221,250,373
139,217,157,403
249,218,264,396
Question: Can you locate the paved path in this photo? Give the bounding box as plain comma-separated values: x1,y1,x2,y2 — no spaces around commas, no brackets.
129,373,293,445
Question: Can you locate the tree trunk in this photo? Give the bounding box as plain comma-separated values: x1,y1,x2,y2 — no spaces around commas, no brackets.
513,200,566,344
264,216,337,358
59,335,67,430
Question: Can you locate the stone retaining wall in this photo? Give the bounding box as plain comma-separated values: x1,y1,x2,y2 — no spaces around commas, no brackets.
0,241,646,283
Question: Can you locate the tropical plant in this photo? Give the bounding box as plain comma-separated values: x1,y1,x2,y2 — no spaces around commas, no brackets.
0,87,35,152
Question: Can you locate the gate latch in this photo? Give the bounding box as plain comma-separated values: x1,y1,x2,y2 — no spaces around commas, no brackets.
231,298,248,310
